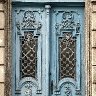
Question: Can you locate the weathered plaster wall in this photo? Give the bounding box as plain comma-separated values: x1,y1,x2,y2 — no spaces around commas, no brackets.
0,3,5,96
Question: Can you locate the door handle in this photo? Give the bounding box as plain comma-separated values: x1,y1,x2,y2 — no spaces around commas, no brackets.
51,80,53,94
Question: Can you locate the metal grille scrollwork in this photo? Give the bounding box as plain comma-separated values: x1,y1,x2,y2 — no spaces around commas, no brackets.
20,32,38,79
59,32,76,79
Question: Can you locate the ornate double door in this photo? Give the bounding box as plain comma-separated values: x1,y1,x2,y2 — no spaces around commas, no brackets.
12,4,84,96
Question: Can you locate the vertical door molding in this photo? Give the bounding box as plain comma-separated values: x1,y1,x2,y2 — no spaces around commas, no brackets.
4,0,13,96
85,0,92,96
45,5,51,96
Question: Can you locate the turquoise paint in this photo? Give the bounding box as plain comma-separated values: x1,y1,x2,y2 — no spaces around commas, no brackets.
12,2,84,96
13,0,84,2
50,6,84,96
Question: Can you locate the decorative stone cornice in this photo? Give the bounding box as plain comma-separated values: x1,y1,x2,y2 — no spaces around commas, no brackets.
91,0,96,3
0,0,6,3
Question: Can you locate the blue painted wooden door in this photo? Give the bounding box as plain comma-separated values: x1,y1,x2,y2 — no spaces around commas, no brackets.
12,4,84,96
50,6,84,96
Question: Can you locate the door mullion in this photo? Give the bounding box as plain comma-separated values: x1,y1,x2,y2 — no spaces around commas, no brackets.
45,5,51,96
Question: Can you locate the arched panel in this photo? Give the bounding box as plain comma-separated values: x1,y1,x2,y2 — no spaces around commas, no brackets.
12,6,45,95
50,6,84,96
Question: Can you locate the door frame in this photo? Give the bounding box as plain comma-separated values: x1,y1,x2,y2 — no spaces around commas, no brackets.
4,0,91,96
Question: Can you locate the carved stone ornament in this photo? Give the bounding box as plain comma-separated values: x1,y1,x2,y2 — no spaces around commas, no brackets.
55,11,80,33
16,11,42,31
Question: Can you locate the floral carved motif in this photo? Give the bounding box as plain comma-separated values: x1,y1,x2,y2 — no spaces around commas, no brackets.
24,82,32,96
16,10,42,31
25,89,32,96
64,86,72,96
55,11,80,33
22,11,42,30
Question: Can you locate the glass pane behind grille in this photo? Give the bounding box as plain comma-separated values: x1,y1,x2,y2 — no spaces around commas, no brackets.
20,32,38,79
59,32,76,79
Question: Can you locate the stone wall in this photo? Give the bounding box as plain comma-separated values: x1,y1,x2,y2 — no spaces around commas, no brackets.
91,0,96,96
0,0,95,96
0,2,5,96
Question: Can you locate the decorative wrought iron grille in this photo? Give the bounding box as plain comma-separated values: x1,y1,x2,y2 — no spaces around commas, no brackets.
20,32,38,79
59,32,76,79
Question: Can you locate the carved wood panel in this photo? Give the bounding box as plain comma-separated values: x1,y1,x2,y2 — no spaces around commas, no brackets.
12,5,84,96
12,7,45,96
50,7,84,96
